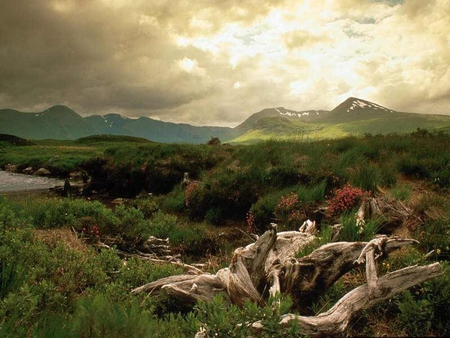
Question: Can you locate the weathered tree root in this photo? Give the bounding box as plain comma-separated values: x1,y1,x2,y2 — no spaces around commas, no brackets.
132,225,442,336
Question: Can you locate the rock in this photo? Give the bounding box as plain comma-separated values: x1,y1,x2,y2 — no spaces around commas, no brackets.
5,164,18,172
34,168,51,176
182,172,190,187
62,179,71,196
22,167,34,174
206,137,221,145
112,198,129,204
69,171,89,182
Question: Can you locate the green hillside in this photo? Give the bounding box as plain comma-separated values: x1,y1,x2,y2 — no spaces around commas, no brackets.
230,111,450,143
0,134,35,146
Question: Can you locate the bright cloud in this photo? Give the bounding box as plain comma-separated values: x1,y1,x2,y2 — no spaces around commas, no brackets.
0,0,449,126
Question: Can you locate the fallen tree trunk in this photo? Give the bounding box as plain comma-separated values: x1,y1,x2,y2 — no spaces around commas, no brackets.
132,224,442,336
252,262,442,336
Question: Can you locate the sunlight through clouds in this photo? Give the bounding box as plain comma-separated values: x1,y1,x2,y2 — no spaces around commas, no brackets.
0,0,449,126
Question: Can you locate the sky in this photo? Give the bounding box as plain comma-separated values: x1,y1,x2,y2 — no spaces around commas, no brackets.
0,0,449,127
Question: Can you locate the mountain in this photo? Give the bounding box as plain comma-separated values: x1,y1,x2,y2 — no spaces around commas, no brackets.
0,106,235,143
332,97,394,114
0,106,97,140
317,97,399,124
1,97,449,144
229,97,450,143
235,107,329,133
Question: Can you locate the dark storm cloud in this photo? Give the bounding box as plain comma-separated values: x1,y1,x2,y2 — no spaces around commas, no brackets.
0,0,449,125
0,0,216,115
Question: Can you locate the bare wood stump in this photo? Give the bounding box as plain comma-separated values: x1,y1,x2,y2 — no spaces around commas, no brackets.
132,224,442,336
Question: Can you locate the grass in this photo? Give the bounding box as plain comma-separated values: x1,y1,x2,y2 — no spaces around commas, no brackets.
391,183,412,202
228,112,450,144
1,130,450,337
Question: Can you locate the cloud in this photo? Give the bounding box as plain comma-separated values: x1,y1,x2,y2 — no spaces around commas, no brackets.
0,0,449,126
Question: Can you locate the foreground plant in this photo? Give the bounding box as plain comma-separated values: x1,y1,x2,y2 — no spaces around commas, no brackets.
132,223,442,337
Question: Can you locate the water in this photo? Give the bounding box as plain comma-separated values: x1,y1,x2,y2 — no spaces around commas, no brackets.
0,170,64,193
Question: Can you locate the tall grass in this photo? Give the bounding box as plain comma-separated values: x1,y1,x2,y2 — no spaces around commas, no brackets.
338,211,382,242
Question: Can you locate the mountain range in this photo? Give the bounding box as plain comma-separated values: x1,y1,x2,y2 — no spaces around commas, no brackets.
1,97,450,143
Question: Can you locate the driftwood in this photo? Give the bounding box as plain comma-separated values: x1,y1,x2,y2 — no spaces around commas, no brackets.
132,221,442,336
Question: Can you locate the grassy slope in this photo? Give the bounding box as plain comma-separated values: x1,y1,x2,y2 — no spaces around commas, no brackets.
229,113,450,143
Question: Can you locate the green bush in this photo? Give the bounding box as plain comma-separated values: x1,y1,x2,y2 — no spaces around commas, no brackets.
161,185,186,213
205,207,224,225
397,157,430,179
195,294,299,337
372,253,450,336
248,190,286,232
167,223,214,256
114,205,150,241
149,210,178,239
131,196,160,218
268,166,303,187
416,219,450,258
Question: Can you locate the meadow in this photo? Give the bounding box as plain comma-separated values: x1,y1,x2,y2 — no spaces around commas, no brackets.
0,130,449,336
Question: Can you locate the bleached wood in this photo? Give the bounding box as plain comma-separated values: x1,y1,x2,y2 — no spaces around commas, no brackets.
251,263,442,336
132,225,442,337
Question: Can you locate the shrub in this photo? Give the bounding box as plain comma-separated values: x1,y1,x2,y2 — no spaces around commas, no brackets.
67,294,158,337
268,166,302,187
167,222,213,256
131,196,160,218
416,219,450,258
161,185,186,213
205,207,224,225
195,294,299,337
397,157,430,179
326,184,368,216
433,169,450,188
248,190,287,233
396,290,434,336
275,192,305,229
379,165,398,187
149,210,178,239
114,205,150,241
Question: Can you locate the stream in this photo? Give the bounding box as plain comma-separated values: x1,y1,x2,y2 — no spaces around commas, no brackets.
0,170,65,194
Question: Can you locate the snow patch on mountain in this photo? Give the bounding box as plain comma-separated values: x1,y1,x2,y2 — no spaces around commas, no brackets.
275,107,325,119
346,98,394,113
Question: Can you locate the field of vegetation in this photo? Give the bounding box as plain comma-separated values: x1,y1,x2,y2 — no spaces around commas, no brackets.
0,130,449,336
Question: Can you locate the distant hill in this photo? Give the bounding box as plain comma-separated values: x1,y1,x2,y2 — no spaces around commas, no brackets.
234,107,329,133
76,134,153,144
1,98,450,143
0,134,35,146
0,106,236,144
230,97,450,143
0,106,97,140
